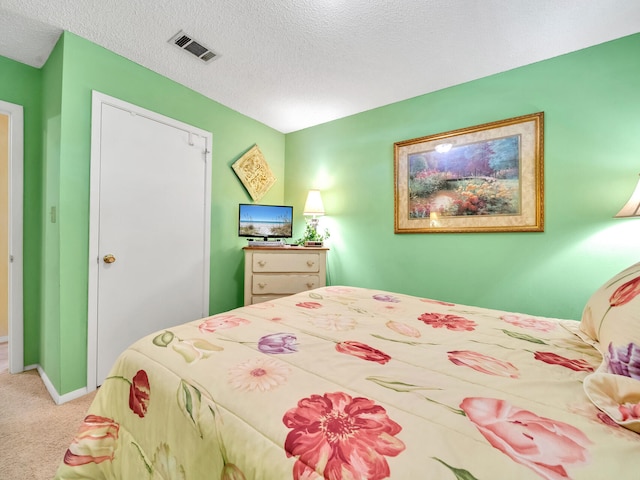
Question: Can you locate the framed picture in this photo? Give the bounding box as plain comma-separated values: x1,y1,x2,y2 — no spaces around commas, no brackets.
232,144,277,202
394,112,544,233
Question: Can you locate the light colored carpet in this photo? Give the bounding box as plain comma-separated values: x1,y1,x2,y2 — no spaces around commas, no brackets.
0,369,96,479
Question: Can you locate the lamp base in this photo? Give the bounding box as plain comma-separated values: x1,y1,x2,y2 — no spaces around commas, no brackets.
304,241,323,247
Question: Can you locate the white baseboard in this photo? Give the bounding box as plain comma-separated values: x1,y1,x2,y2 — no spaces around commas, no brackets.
36,365,89,405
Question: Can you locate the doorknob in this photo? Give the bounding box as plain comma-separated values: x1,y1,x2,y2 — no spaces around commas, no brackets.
103,254,116,264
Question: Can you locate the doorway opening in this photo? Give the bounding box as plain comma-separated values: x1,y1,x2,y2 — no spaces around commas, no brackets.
0,100,24,375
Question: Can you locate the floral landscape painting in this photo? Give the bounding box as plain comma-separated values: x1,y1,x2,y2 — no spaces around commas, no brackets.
394,112,544,233
408,135,521,219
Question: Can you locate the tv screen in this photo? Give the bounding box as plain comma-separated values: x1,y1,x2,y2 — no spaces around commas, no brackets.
238,204,293,240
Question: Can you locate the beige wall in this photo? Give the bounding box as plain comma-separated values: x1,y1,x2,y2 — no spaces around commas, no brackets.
0,113,8,338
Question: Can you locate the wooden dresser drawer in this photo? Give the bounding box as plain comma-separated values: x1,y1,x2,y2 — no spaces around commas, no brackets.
243,247,328,305
252,252,320,273
252,274,320,295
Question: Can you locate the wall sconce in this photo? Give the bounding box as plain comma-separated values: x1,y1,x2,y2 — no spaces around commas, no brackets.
303,189,325,229
615,174,640,218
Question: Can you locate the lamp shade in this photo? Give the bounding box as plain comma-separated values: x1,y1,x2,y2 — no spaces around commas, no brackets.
303,190,325,216
615,175,640,218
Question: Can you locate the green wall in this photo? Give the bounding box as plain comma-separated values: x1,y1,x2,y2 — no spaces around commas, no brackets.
41,32,285,394
3,31,639,396
285,33,640,321
40,36,64,387
0,55,42,366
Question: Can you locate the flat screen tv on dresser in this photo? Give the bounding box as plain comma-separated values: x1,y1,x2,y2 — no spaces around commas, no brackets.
238,204,293,241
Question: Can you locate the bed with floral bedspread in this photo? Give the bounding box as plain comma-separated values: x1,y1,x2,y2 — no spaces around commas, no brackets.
55,280,640,479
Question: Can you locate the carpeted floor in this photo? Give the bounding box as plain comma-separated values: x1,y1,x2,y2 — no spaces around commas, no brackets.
0,369,96,479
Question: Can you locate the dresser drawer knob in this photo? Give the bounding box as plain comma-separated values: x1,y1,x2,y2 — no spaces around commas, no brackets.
258,260,267,267
306,260,315,267
258,282,266,289
306,282,315,289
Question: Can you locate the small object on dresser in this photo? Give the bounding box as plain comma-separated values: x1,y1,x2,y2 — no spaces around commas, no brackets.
304,241,323,247
295,222,330,246
247,238,285,247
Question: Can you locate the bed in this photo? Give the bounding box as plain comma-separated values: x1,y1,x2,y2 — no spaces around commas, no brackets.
55,265,640,479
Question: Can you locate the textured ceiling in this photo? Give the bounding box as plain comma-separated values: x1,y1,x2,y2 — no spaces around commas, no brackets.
1,1,640,133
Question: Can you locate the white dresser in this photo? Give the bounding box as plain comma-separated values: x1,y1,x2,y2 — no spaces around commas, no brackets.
243,246,328,305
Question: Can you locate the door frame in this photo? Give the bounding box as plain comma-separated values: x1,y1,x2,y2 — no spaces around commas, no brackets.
87,91,212,390
0,100,24,374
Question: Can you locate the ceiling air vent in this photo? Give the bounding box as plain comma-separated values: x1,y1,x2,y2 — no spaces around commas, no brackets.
168,30,219,63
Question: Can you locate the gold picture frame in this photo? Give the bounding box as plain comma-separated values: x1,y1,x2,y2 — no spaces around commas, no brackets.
394,112,544,233
232,144,277,202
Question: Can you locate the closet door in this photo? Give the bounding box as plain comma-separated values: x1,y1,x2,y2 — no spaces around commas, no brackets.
89,93,211,387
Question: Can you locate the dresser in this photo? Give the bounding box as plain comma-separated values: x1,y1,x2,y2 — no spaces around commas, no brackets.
243,246,328,305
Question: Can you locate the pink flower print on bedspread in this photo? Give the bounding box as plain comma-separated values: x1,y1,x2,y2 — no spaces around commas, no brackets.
500,314,557,332
63,415,120,467
198,314,250,333
228,357,291,392
448,350,519,378
460,397,591,480
325,286,355,294
533,352,595,373
105,370,151,418
607,342,640,379
336,341,391,364
386,320,421,338
105,369,151,418
283,392,405,480
418,312,477,331
129,370,151,417
296,301,323,309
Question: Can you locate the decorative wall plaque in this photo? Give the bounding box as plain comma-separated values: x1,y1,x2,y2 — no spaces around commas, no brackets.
232,145,276,202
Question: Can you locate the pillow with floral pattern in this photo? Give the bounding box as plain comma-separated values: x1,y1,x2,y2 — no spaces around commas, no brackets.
584,373,640,433
581,262,640,433
580,262,640,354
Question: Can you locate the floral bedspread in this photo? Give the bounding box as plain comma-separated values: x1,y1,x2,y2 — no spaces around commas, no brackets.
55,286,640,479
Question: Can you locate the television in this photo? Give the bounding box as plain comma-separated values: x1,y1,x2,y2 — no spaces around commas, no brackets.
238,204,293,241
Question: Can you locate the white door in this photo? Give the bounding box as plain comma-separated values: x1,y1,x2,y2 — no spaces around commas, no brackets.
88,92,211,387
